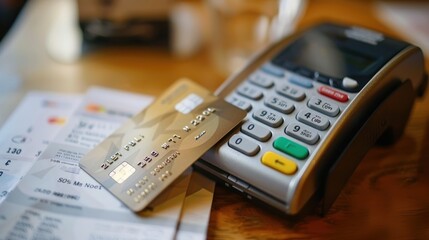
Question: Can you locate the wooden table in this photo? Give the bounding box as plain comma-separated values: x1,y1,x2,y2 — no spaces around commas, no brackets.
0,0,428,239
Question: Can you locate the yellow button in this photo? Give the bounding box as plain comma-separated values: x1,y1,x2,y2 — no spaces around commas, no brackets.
261,151,297,175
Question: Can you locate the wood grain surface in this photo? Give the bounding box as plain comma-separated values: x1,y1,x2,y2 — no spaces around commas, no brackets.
208,1,429,239
0,0,428,239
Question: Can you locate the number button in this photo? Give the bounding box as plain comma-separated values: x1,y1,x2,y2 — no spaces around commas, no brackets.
228,134,260,156
285,122,319,145
237,84,263,100
248,72,274,88
226,95,252,112
253,108,283,128
241,121,272,142
296,109,330,130
276,83,306,101
265,95,294,114
308,96,340,117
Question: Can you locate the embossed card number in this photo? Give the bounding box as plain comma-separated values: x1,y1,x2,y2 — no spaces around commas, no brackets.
80,79,246,212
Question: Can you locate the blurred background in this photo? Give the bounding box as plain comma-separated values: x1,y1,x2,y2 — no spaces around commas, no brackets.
0,0,26,41
0,0,428,129
1,1,429,239
0,0,428,135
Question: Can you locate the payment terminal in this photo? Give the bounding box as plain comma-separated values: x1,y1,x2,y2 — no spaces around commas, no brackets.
196,23,427,215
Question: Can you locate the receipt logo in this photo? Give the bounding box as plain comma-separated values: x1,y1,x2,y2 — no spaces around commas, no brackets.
86,104,106,113
48,117,66,125
175,94,203,114
85,104,133,118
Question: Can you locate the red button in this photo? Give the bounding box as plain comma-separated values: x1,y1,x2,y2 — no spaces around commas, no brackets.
318,86,349,102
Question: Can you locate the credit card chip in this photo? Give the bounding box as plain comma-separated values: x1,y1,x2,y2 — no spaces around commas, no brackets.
109,162,135,184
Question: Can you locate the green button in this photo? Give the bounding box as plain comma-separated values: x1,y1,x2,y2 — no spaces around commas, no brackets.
273,137,309,160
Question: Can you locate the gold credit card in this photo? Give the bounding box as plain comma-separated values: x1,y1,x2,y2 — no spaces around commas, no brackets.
79,79,246,212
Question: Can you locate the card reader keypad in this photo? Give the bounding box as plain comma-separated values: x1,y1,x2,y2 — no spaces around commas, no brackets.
276,83,306,101
237,84,263,100
226,64,351,176
307,96,340,117
264,96,295,114
296,109,330,130
253,108,284,127
228,134,260,156
241,121,272,142
285,122,319,145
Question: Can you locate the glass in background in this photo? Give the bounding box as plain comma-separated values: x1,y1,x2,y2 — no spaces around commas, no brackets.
207,0,307,76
